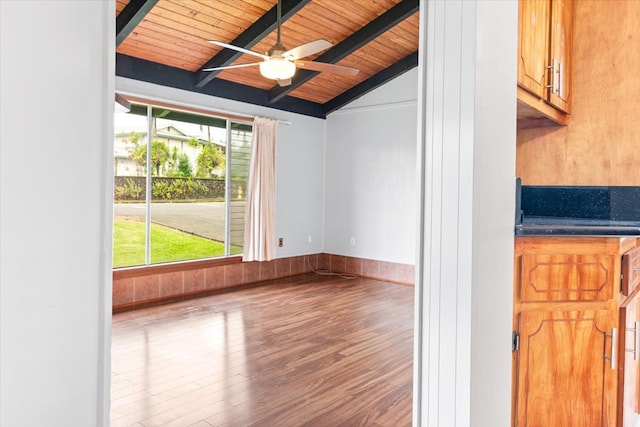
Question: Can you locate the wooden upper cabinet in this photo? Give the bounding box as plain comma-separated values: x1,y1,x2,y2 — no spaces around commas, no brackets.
518,0,550,98
547,0,574,112
517,0,574,127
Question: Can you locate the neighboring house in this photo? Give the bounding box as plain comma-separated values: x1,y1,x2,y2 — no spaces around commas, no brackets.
114,124,226,177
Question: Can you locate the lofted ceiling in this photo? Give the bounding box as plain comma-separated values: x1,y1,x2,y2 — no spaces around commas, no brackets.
115,0,420,118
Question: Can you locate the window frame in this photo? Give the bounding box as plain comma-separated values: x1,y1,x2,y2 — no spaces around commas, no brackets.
113,95,253,270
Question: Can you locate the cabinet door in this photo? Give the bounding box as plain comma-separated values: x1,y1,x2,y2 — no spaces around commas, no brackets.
547,0,574,112
518,0,550,98
515,310,617,426
620,294,640,427
621,245,640,296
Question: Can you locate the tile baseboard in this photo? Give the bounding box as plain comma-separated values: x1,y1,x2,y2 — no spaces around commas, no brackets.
112,253,414,311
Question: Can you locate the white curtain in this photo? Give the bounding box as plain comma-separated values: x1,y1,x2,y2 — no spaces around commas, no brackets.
243,116,278,261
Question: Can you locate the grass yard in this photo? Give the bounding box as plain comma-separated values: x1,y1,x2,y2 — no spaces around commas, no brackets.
113,220,230,268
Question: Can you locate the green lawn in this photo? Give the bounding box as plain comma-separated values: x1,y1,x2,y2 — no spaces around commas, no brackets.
113,220,233,268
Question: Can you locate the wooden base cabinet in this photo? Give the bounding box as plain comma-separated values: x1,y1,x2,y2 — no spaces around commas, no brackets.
619,296,640,427
618,245,640,426
515,310,617,426
513,237,640,427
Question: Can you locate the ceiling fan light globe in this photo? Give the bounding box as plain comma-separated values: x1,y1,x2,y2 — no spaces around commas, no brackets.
259,59,296,80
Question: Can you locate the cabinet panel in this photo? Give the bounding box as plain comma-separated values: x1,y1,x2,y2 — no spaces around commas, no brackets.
620,297,640,427
518,0,550,98
519,253,616,302
547,0,573,112
515,310,617,427
622,246,640,297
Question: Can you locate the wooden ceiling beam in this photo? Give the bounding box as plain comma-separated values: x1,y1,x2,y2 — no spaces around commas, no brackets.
195,0,312,89
116,0,159,47
267,0,419,103
323,51,418,116
116,53,325,118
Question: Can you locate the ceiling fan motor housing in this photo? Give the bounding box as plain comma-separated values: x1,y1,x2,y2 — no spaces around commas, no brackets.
266,42,289,60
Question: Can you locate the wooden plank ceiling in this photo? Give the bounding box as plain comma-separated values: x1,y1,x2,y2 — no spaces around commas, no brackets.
115,0,419,118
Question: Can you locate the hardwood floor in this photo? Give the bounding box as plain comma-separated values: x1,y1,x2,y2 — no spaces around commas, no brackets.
111,273,414,427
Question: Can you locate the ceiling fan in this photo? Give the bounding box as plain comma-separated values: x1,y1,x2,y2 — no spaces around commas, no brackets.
203,0,359,87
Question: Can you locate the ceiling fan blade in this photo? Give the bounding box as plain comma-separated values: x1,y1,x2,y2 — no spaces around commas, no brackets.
203,62,262,72
284,39,332,60
276,78,292,87
208,40,268,60
294,60,359,75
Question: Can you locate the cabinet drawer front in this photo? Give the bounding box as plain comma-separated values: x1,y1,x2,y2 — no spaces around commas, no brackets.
622,245,640,297
520,254,615,302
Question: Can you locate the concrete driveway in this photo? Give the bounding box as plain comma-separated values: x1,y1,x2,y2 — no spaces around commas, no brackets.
114,202,226,242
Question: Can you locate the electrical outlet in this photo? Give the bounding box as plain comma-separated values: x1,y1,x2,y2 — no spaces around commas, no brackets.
278,237,283,247
350,237,356,246
307,235,312,243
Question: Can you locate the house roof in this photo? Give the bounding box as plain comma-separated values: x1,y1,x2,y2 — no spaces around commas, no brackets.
116,124,227,147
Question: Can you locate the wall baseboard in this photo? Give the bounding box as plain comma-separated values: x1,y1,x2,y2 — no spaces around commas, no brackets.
112,253,415,311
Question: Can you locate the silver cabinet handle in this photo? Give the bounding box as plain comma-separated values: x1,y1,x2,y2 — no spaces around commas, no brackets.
545,59,558,93
634,266,640,271
612,327,618,369
626,322,640,361
558,61,564,98
635,321,639,361
606,328,618,369
545,59,562,97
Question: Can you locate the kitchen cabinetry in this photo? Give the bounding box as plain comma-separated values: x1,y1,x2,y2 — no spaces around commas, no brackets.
618,246,640,426
512,237,639,426
515,309,617,426
517,0,574,127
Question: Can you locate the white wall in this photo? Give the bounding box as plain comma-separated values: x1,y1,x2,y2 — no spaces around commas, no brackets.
116,78,326,258
414,0,516,425
324,69,418,264
0,2,113,426
0,2,517,425
470,1,517,422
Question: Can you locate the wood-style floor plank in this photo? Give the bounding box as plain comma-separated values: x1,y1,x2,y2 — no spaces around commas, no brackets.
111,273,414,426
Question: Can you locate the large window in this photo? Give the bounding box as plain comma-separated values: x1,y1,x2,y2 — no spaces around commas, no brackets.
113,101,252,268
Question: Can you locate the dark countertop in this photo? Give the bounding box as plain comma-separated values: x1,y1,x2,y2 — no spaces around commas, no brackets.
520,185,640,221
515,184,640,237
515,223,640,236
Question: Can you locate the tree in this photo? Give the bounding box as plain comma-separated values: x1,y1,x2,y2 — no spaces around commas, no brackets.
176,153,193,177
123,131,141,149
132,140,172,176
118,131,143,176
196,143,225,178
169,146,178,172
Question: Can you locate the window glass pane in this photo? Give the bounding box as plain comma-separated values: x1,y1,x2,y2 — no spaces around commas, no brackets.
149,110,228,264
229,122,252,255
113,110,149,268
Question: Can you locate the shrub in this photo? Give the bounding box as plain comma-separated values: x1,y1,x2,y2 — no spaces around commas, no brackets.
114,178,143,201
151,178,209,200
